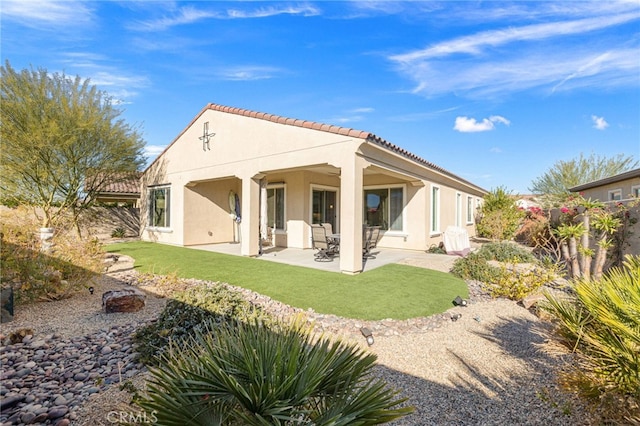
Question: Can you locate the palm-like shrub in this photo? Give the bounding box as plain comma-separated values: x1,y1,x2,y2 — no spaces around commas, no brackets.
135,319,413,425
542,255,640,424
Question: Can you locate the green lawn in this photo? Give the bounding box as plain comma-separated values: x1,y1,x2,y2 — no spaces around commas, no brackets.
106,242,468,321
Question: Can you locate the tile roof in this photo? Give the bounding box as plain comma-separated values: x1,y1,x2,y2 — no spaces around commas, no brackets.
206,103,370,139
97,173,141,195
569,167,640,192
204,104,485,192
147,103,487,193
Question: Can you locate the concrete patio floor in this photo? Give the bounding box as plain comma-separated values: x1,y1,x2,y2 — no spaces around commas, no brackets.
188,243,460,274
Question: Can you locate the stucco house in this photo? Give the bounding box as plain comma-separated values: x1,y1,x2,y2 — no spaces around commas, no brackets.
141,103,487,274
569,168,640,203
569,168,640,261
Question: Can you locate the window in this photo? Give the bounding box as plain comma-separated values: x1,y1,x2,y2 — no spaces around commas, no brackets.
312,189,337,230
267,185,285,230
364,187,403,231
632,186,640,198
467,196,473,224
609,189,622,201
431,185,440,234
148,186,170,228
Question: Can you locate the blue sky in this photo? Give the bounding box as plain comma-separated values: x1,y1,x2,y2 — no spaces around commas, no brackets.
2,1,639,194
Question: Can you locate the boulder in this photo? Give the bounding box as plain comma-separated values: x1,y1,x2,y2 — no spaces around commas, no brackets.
102,288,146,313
520,293,547,310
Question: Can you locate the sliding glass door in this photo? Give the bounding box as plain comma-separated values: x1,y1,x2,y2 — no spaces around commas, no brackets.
312,189,337,231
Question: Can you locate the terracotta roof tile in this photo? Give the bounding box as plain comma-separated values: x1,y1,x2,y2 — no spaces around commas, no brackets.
203,103,486,191
146,103,486,193
98,173,141,195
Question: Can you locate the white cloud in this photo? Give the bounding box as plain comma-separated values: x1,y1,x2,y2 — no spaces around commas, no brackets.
57,53,150,103
132,4,320,31
217,66,283,81
391,12,639,63
351,107,375,113
227,5,320,19
144,145,167,158
489,115,511,126
490,147,503,153
388,6,640,98
592,115,610,130
1,0,94,28
130,6,220,31
454,116,510,133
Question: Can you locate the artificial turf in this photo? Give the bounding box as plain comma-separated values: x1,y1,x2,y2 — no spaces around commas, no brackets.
106,241,468,321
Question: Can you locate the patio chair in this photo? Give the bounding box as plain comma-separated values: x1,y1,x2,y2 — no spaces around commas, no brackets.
363,226,382,258
311,224,335,261
321,223,340,252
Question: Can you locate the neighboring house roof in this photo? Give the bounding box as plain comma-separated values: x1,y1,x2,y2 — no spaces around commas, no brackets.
146,103,487,194
91,173,141,197
569,168,640,192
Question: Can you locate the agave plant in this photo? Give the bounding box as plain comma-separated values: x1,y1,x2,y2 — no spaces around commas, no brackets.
135,318,414,425
542,255,640,423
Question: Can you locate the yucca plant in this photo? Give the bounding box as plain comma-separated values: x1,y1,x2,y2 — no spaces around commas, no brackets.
135,319,414,425
542,255,640,424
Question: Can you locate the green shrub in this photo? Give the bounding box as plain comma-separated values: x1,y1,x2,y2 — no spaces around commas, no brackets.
476,186,525,241
133,283,274,365
452,243,555,300
451,242,534,283
135,319,414,425
479,242,536,263
111,227,126,238
451,251,502,283
542,255,640,424
483,261,558,300
426,243,447,254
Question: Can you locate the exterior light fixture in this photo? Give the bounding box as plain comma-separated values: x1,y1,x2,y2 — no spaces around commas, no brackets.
360,327,374,346
451,313,462,322
453,296,467,307
89,286,94,295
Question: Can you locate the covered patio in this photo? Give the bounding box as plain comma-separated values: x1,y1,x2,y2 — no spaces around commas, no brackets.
188,243,459,274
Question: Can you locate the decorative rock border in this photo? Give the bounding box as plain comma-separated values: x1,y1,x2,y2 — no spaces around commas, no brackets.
0,324,146,425
0,267,497,425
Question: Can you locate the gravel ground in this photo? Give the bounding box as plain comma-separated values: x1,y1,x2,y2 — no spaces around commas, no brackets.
1,255,592,426
372,299,590,425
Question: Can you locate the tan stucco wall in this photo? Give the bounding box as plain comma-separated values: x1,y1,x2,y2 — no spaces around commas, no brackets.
141,106,487,272
578,177,640,202
183,178,240,245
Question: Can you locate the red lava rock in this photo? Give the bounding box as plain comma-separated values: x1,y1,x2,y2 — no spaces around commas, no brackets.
102,288,146,313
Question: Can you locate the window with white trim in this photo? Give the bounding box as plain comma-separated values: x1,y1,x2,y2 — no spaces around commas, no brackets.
364,186,403,231
267,185,285,230
609,189,622,201
467,196,473,224
148,186,170,228
455,193,462,227
632,185,640,198
431,185,440,234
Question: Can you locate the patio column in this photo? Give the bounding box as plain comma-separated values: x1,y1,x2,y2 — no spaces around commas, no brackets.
240,175,260,257
339,155,365,274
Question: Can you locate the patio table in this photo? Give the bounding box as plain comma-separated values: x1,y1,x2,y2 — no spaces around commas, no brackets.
328,234,340,252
